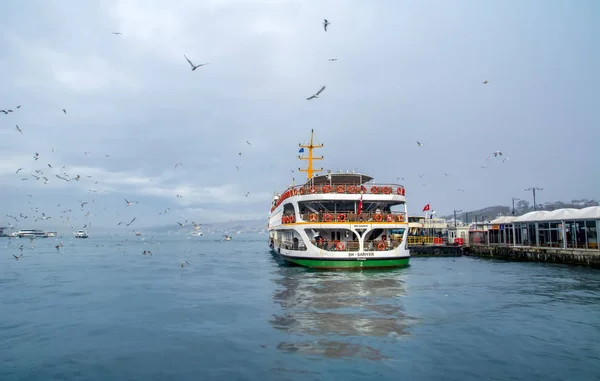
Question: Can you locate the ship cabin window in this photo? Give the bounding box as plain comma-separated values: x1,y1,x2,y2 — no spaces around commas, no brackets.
283,203,296,216
298,201,405,214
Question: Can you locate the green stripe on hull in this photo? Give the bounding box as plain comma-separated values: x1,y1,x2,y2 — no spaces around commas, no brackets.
284,256,410,269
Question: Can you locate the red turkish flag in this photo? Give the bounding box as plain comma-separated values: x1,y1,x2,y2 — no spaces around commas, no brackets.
422,203,430,212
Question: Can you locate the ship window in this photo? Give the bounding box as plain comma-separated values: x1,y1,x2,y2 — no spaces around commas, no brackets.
283,203,296,216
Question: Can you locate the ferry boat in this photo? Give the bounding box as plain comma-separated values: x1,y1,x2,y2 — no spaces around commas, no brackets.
267,130,410,269
11,229,48,238
74,229,89,239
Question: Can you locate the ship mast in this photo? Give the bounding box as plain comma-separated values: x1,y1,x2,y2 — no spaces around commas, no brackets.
298,129,324,180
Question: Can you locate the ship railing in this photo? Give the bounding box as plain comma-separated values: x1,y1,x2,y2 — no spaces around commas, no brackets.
293,183,406,197
310,239,402,252
271,183,406,212
310,240,361,252
406,236,447,246
287,211,406,224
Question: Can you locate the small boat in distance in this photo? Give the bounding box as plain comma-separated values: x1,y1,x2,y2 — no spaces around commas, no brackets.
74,229,89,239
46,232,57,237
189,231,203,237
223,235,232,241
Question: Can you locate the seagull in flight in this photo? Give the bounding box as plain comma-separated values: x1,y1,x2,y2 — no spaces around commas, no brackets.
306,85,326,100
62,109,67,114
493,151,502,157
246,140,251,145
323,19,330,31
416,141,423,147
16,168,23,174
328,58,338,61
16,125,22,134
503,157,510,162
483,80,488,84
184,55,209,71
181,261,190,268
112,32,122,35
125,198,136,207
1,109,13,114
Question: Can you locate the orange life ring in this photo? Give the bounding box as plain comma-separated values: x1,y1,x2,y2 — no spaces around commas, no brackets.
370,186,379,194
309,214,318,222
377,242,386,251
397,214,404,222
348,186,357,194
383,187,392,194
396,187,403,195
374,214,383,222
337,214,346,222
402,188,406,196
386,214,394,222
282,216,288,224
336,185,345,193
324,213,332,222
323,185,332,193
300,188,306,195
289,215,295,223
360,186,367,194
293,189,299,196
310,186,316,194
336,242,345,251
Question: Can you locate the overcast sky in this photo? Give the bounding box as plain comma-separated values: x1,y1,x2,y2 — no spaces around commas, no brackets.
1,0,599,231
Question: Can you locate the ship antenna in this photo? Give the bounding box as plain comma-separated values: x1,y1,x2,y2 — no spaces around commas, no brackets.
298,129,324,179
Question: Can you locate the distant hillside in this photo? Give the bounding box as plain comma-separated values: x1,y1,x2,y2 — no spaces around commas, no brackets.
442,198,599,222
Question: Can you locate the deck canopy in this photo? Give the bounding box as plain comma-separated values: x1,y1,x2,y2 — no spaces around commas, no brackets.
307,172,373,186
490,206,600,224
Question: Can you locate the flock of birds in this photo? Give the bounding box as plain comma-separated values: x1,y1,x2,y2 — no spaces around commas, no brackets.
3,16,507,265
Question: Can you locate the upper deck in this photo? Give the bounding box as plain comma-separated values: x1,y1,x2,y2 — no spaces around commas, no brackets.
270,130,407,213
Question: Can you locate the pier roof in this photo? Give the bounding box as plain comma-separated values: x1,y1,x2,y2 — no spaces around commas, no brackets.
491,206,600,224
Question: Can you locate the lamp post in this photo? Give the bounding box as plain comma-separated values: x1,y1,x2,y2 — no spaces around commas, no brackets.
453,209,463,228
512,198,520,215
524,187,543,211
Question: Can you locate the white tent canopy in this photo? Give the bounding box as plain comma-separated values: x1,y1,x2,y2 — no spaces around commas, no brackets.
491,206,600,224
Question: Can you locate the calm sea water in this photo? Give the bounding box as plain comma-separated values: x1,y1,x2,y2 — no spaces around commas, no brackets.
1,233,599,380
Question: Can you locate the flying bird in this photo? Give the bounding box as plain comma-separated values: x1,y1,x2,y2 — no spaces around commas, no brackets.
16,125,22,134
416,141,423,147
306,85,326,100
328,58,338,61
323,19,330,31
483,80,488,84
493,151,502,157
62,109,67,114
112,32,122,35
180,261,190,268
184,55,209,71
503,157,510,162
1,109,13,114
125,199,135,207
246,140,251,145
16,168,23,174
126,217,136,226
